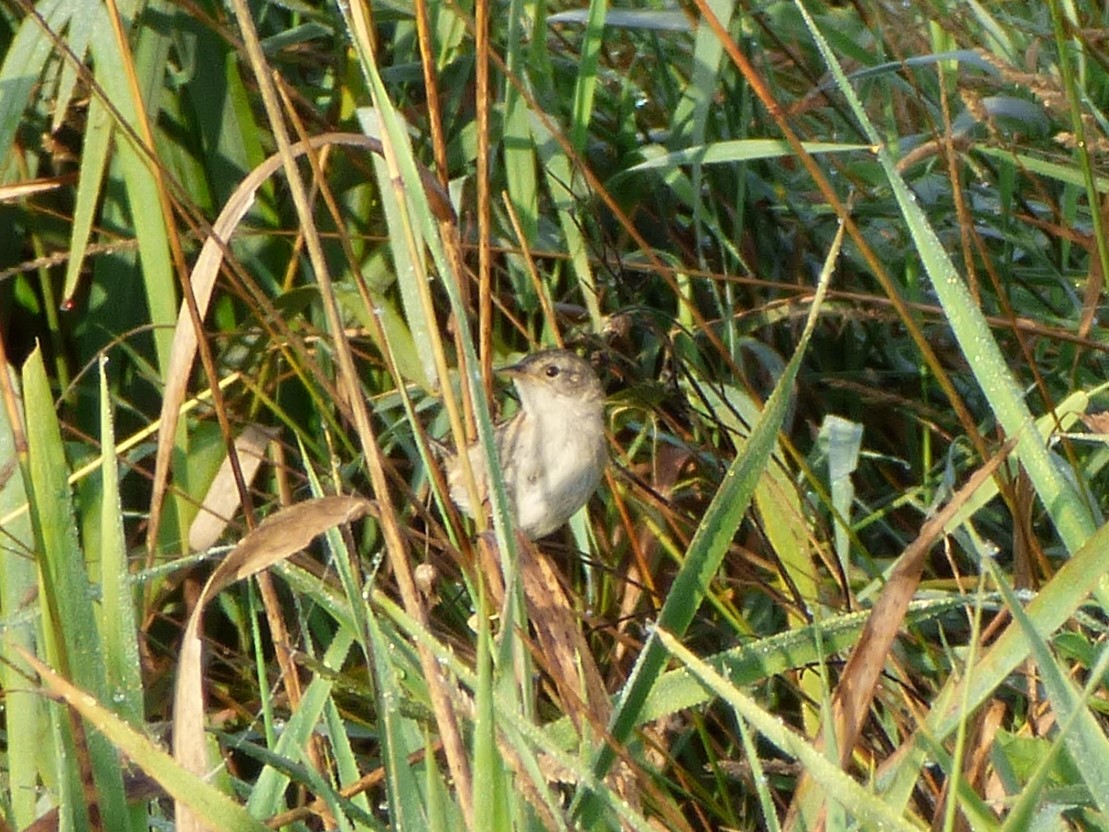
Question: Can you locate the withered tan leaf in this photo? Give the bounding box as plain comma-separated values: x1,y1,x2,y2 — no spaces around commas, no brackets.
188,424,280,553
202,494,371,605
173,495,371,832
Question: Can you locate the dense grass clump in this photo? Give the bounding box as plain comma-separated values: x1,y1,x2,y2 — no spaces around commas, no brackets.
3,1,1109,830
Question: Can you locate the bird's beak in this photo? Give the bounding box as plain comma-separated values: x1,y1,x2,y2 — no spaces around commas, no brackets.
499,360,526,378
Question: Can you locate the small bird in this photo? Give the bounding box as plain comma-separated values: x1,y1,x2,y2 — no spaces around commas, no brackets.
436,349,607,539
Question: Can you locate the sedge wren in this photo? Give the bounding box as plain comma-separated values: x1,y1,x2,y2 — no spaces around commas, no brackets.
436,349,607,538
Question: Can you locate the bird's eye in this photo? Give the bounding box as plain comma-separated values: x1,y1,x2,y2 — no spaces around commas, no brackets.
545,365,560,378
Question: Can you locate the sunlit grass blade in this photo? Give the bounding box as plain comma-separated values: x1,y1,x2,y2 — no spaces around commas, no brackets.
24,650,271,832
246,630,355,816
87,8,177,375
986,558,1109,815
879,518,1109,810
688,378,819,624
0,0,70,163
0,373,39,829
95,356,144,731
472,595,512,831
623,139,869,174
501,0,539,247
655,629,926,831
366,602,429,829
567,0,606,154
22,346,131,830
543,595,975,749
61,96,111,302
356,108,438,391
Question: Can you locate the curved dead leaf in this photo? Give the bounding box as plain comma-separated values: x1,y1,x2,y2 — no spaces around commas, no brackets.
173,495,371,832
146,132,450,555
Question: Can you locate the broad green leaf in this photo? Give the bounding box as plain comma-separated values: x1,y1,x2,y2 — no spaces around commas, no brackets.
23,347,130,831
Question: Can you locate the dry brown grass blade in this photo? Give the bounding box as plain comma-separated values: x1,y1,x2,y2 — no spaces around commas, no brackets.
518,539,610,731
935,698,1006,830
0,173,77,202
472,0,494,399
516,538,652,818
785,441,1014,831
829,444,1012,764
187,424,279,552
612,444,690,667
1078,204,1105,340
144,132,450,559
172,495,371,832
187,421,324,776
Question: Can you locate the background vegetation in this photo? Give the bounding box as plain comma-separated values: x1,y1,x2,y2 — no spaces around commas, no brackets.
2,0,1109,829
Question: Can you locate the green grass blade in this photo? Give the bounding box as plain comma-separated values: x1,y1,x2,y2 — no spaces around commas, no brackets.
987,559,1109,815
792,0,1097,555
323,697,378,823
567,0,607,153
27,651,271,832
574,224,839,821
0,0,68,167
61,96,113,301
0,374,39,828
623,139,868,174
544,596,974,749
366,602,429,829
356,107,436,389
472,594,511,831
502,0,539,245
246,629,355,815
689,378,819,618
972,145,1109,192
96,357,144,727
656,629,925,831
22,346,132,829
